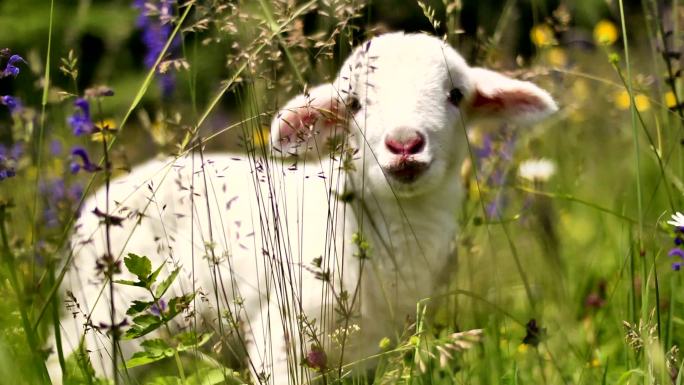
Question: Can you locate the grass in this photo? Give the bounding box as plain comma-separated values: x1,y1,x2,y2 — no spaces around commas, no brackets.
1,0,684,384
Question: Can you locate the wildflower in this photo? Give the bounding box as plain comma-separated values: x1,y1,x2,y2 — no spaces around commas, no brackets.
304,344,327,371
615,90,631,110
593,20,619,46
666,91,678,109
1,95,21,114
530,24,555,47
668,212,684,228
667,212,684,271
40,179,84,227
70,147,101,174
0,143,21,181
68,98,94,136
133,0,179,98
149,299,167,316
615,91,650,112
91,119,117,142
518,158,556,183
634,94,650,112
1,54,26,78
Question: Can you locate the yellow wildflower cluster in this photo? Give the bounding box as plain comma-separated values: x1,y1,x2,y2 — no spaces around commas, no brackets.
614,90,650,112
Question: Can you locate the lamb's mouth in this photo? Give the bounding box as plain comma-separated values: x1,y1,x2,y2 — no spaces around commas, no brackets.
385,160,431,184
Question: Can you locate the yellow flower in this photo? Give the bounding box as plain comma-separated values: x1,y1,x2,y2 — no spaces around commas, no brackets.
665,91,678,108
91,118,117,142
614,91,651,112
517,343,529,353
378,337,391,350
615,90,630,110
590,358,600,367
530,24,555,47
546,47,568,67
634,94,650,112
594,20,619,46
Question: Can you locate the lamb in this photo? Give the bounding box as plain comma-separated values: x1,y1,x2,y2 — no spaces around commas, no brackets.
47,32,557,384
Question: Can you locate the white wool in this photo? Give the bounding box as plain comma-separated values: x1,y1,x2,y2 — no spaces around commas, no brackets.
48,32,556,384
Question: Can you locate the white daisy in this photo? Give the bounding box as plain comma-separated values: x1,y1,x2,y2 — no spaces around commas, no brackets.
518,158,556,182
667,212,684,228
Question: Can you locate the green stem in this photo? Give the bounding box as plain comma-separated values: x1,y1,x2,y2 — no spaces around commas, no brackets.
618,0,644,250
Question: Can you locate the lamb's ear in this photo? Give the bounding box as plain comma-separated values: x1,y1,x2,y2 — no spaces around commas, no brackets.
270,83,347,156
465,67,558,123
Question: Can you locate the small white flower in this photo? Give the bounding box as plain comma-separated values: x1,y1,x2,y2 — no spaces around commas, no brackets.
518,158,556,182
667,212,684,228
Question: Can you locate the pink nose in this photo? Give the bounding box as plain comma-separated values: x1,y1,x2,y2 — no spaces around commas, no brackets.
385,132,426,156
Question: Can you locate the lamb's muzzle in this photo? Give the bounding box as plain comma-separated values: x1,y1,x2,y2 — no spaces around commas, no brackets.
48,32,557,385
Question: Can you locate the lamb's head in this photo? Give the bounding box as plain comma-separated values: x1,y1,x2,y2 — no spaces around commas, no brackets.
270,32,557,198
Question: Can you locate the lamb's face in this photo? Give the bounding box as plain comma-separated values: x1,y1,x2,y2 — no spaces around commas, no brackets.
270,32,557,198
335,33,472,197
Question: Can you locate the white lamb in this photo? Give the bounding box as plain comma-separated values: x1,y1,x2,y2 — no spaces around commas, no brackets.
48,32,557,384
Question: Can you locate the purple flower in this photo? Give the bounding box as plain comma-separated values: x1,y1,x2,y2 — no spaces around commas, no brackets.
40,178,85,227
0,142,21,182
133,0,179,98
1,54,26,78
673,262,682,271
68,98,94,136
150,299,167,316
70,147,101,174
668,248,684,259
1,95,21,114
305,345,327,371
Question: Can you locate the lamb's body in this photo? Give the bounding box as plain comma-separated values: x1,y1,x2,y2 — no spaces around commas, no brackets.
49,32,556,384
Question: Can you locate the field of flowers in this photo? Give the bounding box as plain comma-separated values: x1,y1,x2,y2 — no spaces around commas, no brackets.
1,0,683,384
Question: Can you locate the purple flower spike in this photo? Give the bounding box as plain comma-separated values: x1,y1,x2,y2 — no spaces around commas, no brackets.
68,98,94,136
1,54,26,78
668,248,684,258
70,147,101,173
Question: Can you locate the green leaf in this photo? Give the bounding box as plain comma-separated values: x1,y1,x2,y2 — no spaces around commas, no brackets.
176,331,214,352
125,350,167,369
123,314,163,339
114,279,139,287
126,300,153,316
148,262,165,288
140,338,171,355
124,253,152,285
185,367,245,385
155,267,180,298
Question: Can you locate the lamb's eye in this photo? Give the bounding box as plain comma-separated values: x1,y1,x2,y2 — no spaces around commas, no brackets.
348,97,362,113
448,88,464,106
